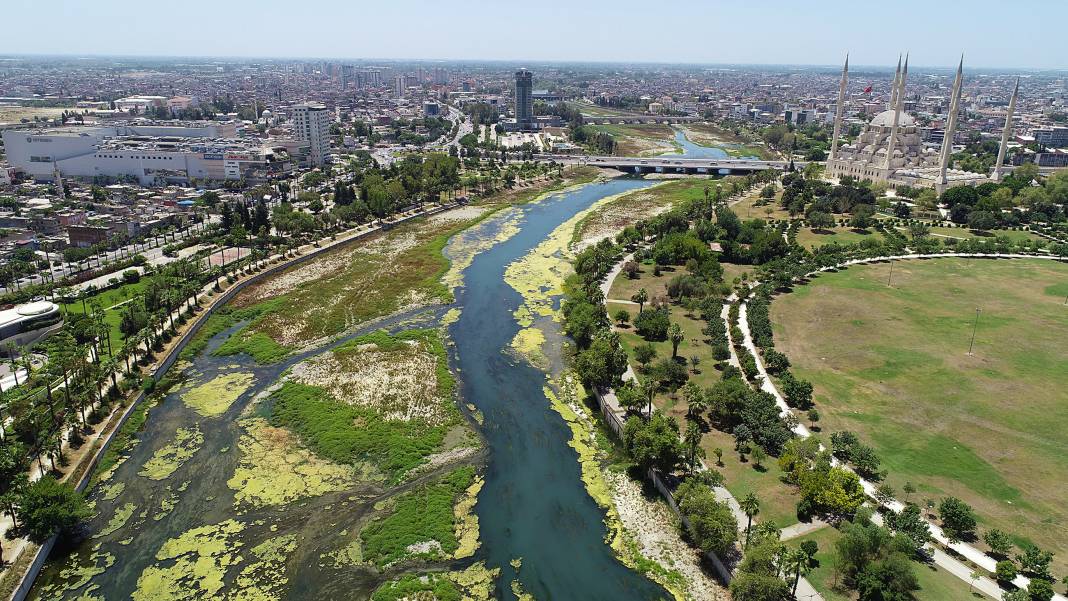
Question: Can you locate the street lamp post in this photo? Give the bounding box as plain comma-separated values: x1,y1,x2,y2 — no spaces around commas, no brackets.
967,307,981,355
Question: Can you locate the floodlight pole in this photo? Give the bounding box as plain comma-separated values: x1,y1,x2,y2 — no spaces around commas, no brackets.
967,307,981,355
887,259,895,287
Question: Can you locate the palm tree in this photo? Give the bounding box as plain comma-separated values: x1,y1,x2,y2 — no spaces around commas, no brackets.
740,493,761,548
683,419,704,473
789,548,811,596
639,376,657,419
682,383,703,419
669,323,684,359
631,288,648,315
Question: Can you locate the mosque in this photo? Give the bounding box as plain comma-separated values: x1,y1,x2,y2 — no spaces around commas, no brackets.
826,55,1020,194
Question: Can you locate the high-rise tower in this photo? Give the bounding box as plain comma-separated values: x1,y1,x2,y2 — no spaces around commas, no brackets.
515,69,534,130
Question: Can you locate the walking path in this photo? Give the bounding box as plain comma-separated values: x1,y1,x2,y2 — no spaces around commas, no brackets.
737,251,1068,601
779,520,829,542
598,246,824,600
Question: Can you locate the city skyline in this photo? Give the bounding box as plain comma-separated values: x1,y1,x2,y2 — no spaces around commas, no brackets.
4,0,1068,70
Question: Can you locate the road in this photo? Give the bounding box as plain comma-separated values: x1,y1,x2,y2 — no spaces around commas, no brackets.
2,223,205,296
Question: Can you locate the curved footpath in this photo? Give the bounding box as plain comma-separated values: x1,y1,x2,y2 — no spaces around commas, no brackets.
598,251,825,599
738,251,1068,601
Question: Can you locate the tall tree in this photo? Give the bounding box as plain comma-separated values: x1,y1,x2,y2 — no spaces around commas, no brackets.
740,492,761,548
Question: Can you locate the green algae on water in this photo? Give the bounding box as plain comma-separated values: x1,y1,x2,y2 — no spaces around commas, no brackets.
182,372,256,417
227,417,353,508
95,502,136,538
132,519,245,601
139,424,204,481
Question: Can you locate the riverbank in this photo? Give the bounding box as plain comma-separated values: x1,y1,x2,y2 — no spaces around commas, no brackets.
499,179,731,600
14,170,610,601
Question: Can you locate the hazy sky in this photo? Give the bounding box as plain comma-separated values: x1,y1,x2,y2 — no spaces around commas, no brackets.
5,0,1066,69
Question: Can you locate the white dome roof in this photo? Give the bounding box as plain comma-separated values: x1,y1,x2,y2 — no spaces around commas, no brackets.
17,301,56,316
869,110,915,127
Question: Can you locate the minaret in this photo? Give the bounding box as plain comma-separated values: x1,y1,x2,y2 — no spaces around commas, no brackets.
992,77,1020,181
888,55,902,111
830,53,849,162
938,56,965,186
884,54,908,171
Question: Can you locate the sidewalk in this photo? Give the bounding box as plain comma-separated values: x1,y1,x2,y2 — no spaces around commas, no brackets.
597,235,824,599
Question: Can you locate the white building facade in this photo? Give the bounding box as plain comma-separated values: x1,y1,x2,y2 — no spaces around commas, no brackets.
291,103,331,167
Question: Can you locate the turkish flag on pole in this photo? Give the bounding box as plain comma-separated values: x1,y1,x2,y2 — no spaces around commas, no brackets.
864,85,873,94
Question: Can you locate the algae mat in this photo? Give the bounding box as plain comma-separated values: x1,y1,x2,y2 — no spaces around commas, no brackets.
181,372,255,417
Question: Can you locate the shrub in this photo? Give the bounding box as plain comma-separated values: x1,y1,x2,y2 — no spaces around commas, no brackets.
995,560,1018,583
634,307,670,341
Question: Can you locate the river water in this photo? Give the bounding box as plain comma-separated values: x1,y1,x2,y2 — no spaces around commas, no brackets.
447,177,667,600
662,127,759,160
28,178,669,600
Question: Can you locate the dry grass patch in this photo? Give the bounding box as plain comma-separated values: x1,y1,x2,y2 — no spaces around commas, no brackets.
292,333,450,426
772,258,1068,570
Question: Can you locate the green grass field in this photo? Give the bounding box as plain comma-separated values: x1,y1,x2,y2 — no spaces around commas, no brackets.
771,258,1068,572
795,227,884,250
62,280,147,350
588,124,680,156
795,525,989,600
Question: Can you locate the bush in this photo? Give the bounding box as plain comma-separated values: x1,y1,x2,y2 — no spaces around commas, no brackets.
995,560,1018,583
361,467,473,567
676,479,738,556
271,381,454,482
634,307,670,341
16,476,92,542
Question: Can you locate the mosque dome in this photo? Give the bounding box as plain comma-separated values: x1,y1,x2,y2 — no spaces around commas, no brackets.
869,110,915,127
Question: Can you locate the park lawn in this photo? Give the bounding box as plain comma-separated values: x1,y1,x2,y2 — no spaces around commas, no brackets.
720,262,753,286
589,124,680,157
731,188,790,221
571,178,706,247
795,525,990,601
608,300,720,391
909,226,1043,244
607,263,680,304
62,279,148,350
699,427,800,529
771,258,1068,574
795,227,884,250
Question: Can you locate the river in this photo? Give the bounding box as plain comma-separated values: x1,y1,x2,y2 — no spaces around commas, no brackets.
662,127,759,160
27,177,670,600
447,177,668,600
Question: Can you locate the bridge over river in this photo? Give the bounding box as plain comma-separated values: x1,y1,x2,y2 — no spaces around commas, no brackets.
534,153,809,175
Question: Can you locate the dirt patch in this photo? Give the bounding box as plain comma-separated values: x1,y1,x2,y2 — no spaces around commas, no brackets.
608,471,728,600
291,339,450,426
